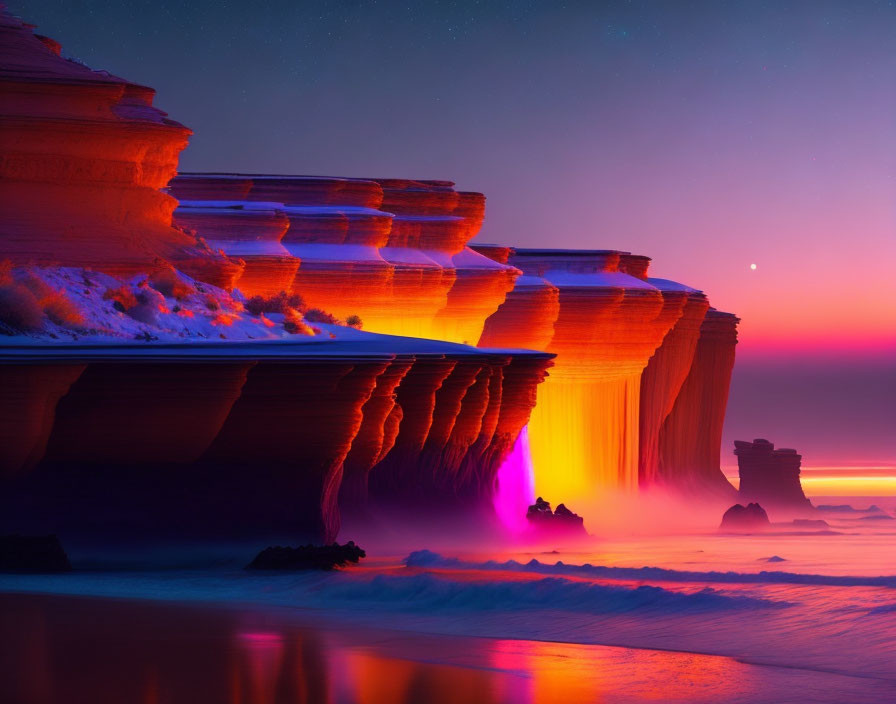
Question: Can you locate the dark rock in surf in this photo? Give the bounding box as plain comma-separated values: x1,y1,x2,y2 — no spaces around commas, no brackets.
0,534,72,572
720,502,770,531
526,497,586,535
246,541,366,570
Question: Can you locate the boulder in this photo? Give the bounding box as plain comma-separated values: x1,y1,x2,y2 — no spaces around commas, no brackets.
0,534,71,572
720,503,770,530
246,541,366,570
526,497,586,535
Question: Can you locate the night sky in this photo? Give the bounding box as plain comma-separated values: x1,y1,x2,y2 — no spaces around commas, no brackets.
8,0,895,467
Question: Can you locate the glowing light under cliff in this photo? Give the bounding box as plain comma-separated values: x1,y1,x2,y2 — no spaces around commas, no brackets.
493,425,536,533
527,375,642,505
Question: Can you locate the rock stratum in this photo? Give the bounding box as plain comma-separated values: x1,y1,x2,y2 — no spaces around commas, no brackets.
169,173,519,345
0,5,743,545
0,336,551,543
474,246,739,502
174,170,743,506
0,6,237,287
0,6,551,543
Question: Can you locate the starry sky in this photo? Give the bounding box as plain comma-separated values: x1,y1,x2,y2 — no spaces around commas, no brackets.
8,0,896,468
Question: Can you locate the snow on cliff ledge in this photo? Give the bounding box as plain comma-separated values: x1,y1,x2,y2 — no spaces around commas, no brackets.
0,264,333,343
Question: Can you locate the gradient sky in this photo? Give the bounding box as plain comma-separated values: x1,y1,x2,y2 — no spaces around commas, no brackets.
9,0,896,467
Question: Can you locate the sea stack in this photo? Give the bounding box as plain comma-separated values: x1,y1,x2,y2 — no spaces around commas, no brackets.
735,439,813,512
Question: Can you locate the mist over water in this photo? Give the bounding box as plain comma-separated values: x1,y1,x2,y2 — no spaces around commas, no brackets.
4,493,896,703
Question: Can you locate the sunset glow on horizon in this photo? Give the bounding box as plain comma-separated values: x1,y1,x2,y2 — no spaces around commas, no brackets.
725,466,896,496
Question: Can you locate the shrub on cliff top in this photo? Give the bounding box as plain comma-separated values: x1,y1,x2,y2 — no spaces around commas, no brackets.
103,285,139,312
148,266,195,300
303,308,339,325
18,269,56,303
0,284,43,333
42,291,84,327
283,308,315,335
346,314,362,329
244,291,307,316
0,260,12,286
126,288,166,325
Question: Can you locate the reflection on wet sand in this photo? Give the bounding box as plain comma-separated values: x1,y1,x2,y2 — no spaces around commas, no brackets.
1,593,891,704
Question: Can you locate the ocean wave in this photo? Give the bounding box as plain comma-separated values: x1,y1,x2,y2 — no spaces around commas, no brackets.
0,567,784,616
405,550,896,588
320,572,786,613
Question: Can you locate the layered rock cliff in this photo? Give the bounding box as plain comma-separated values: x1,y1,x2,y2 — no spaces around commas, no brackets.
169,174,520,344
0,7,237,287
0,337,551,543
170,174,298,297
475,246,738,502
474,244,560,351
0,4,743,543
364,351,551,515
657,309,740,496
0,8,551,544
476,249,675,500
636,279,710,486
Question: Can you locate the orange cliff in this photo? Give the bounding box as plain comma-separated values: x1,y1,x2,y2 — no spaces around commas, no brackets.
0,7,554,544
0,340,552,542
168,175,298,297
0,8,238,287
657,309,740,495
376,181,519,344
473,244,560,351
635,278,710,487
169,174,519,343
474,246,739,503
512,250,673,501
0,4,741,542
251,175,396,324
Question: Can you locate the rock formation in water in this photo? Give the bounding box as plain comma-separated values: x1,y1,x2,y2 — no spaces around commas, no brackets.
0,8,238,287
246,541,365,570
734,439,813,511
719,503,770,531
0,534,71,572
526,497,587,536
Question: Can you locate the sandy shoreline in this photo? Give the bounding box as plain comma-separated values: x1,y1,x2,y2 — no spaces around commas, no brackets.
2,589,893,704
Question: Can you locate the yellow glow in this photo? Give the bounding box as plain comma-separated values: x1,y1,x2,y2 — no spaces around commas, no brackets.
433,269,517,345
724,467,896,496
361,269,456,340
800,475,896,496
528,373,642,502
